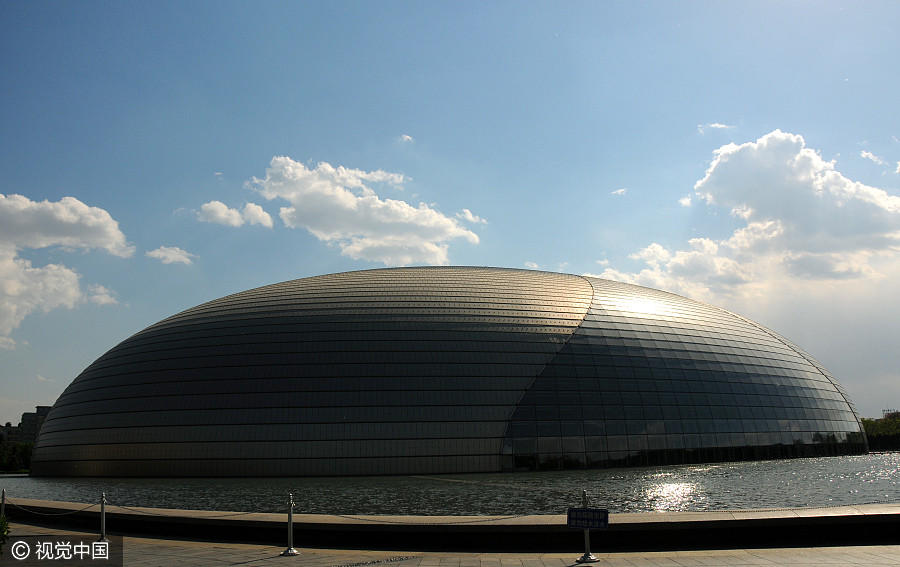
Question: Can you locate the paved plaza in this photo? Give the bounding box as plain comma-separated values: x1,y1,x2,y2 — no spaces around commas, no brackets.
7,522,900,567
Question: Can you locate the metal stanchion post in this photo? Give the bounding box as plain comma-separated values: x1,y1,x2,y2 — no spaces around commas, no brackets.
576,489,598,563
98,492,108,542
282,492,299,556
1,488,6,519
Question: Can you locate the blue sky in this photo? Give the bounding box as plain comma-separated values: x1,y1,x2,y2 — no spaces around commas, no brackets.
2,1,899,422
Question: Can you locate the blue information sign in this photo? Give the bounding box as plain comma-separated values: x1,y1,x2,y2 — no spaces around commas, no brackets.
567,507,609,530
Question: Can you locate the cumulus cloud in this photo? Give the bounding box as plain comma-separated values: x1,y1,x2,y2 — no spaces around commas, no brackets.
0,194,131,347
251,157,480,266
896,161,900,174
692,130,900,254
399,134,414,143
197,201,274,228
146,246,196,265
678,195,692,207
241,203,274,228
860,150,886,165
198,200,243,226
456,209,487,224
0,194,134,257
87,284,118,305
524,261,539,269
0,247,83,343
598,130,900,300
611,188,627,196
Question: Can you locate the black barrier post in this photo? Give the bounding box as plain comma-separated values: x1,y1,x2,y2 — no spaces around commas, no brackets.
99,492,108,542
1,488,5,519
282,492,299,556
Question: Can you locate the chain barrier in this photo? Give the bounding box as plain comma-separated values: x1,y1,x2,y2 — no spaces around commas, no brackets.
332,513,527,525
109,502,259,519
3,493,262,519
7,501,97,516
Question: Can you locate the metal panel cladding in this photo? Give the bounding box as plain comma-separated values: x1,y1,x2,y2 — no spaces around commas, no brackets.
31,267,867,477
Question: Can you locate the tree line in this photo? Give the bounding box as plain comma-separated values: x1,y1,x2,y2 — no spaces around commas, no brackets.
861,412,900,451
0,440,32,472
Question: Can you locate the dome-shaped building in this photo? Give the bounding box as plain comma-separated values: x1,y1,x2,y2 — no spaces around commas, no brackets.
31,267,867,477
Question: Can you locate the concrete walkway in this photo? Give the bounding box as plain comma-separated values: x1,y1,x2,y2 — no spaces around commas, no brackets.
7,522,900,566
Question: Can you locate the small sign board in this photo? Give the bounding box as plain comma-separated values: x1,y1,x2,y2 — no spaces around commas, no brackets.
567,507,609,530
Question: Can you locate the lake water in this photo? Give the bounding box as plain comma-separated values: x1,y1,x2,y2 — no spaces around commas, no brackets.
3,453,899,516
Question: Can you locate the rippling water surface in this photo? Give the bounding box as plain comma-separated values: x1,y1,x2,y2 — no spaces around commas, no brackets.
3,453,899,515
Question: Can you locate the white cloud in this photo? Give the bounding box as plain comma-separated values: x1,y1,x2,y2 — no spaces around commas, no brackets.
601,130,900,299
860,150,886,165
0,194,132,348
146,246,196,265
36,374,54,383
678,195,692,207
87,284,118,305
241,203,274,228
697,122,734,134
730,204,753,219
197,201,273,228
0,248,82,346
251,157,480,266
399,134,414,143
692,130,900,253
197,201,244,227
0,194,134,257
456,209,487,224
611,188,627,196
340,238,451,266
524,261,540,269
896,161,900,174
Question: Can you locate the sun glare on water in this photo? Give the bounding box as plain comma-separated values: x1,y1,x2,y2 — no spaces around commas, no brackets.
644,482,698,511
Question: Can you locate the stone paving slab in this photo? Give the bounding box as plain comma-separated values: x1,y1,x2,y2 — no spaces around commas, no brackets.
7,522,900,567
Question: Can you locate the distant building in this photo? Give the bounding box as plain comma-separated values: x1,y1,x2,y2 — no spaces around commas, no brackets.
32,267,868,477
5,406,51,444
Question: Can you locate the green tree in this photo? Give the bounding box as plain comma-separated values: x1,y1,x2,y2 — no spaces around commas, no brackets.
862,415,900,451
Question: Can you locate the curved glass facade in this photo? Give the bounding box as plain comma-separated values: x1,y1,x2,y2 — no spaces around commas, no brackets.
31,267,867,477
